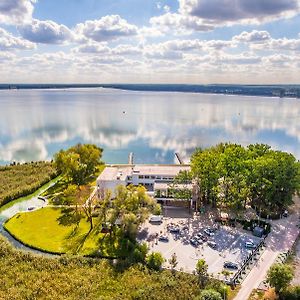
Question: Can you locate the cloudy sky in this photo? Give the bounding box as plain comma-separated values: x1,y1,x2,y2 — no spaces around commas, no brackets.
1,0,300,83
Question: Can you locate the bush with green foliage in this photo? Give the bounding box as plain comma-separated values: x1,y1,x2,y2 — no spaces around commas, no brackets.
0,161,57,206
267,264,294,295
146,252,165,271
195,289,222,300
281,285,300,300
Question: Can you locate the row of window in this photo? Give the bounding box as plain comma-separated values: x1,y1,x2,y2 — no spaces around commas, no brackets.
137,175,174,180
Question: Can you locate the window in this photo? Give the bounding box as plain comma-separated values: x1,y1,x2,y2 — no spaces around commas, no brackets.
144,175,150,179
138,175,144,179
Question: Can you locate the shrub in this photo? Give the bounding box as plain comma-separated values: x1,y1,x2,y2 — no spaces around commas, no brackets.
146,252,164,271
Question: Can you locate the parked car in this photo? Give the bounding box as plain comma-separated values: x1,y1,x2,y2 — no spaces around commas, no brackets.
190,238,200,247
207,241,217,249
223,262,239,269
245,241,256,249
283,210,289,217
159,235,169,242
194,236,203,244
149,215,163,223
169,227,180,234
204,228,215,237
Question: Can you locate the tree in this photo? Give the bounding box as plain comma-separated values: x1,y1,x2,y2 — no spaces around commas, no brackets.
168,253,178,272
146,252,164,271
191,143,300,215
196,259,209,288
54,144,103,185
197,289,222,300
266,264,294,295
110,185,158,240
170,170,193,211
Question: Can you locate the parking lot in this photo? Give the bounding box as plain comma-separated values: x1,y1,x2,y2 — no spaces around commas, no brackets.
137,209,262,280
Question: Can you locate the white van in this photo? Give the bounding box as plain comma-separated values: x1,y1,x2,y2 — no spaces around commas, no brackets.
149,215,163,223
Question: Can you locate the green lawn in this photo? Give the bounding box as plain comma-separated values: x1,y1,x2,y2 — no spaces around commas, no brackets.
41,164,105,203
4,207,126,257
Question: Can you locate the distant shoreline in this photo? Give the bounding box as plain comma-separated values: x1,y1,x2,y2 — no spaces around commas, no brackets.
0,83,300,99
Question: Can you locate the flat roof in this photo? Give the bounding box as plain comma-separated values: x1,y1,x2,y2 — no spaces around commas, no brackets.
98,164,190,181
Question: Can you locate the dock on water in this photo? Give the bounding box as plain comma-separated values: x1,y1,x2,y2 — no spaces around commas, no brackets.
128,152,134,164
175,152,184,164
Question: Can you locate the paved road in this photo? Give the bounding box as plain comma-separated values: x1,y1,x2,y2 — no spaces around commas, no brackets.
234,212,300,300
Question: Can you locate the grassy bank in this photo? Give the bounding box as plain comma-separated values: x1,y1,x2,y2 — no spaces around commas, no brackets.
0,237,200,300
4,207,128,257
0,162,57,207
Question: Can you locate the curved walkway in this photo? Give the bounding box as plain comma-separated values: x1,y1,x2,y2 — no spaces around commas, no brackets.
0,181,58,256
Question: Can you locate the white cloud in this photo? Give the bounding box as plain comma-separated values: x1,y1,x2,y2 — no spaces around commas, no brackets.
72,42,110,54
0,27,35,50
76,15,138,42
19,19,73,44
150,0,300,35
0,0,36,25
150,12,214,34
233,30,271,43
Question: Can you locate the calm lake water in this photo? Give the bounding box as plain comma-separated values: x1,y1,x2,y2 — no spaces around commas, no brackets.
0,88,300,165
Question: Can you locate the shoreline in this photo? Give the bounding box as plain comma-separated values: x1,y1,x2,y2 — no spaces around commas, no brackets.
0,84,299,99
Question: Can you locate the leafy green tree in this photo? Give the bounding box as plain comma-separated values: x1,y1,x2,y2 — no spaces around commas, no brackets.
168,253,178,272
197,289,222,300
107,185,158,240
191,143,300,215
54,144,102,185
170,170,193,211
266,264,294,295
146,252,164,271
196,259,209,288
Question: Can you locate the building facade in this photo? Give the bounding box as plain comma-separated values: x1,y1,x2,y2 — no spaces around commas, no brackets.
97,164,195,207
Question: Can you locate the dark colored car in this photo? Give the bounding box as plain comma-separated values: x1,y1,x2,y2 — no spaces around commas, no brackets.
207,241,217,249
223,262,239,269
159,235,169,242
190,238,200,247
169,227,180,234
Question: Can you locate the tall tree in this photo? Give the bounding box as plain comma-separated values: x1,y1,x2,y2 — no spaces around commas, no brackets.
267,264,294,295
54,144,103,185
196,259,209,288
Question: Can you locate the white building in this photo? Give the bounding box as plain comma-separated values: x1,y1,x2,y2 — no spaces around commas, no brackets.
97,164,195,207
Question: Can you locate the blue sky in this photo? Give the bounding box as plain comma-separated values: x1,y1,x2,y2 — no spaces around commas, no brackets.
1,0,300,83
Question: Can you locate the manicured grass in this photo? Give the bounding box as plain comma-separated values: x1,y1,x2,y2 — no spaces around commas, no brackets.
4,207,126,256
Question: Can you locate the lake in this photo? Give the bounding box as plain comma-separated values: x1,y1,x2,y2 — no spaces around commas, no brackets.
0,88,300,165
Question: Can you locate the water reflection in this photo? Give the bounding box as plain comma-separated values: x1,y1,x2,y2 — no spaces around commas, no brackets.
0,88,300,164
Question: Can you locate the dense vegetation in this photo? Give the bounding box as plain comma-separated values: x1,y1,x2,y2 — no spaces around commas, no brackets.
0,237,201,300
0,162,57,207
54,143,103,185
191,143,300,216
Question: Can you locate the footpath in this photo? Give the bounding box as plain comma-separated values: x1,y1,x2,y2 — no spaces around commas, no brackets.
234,212,300,300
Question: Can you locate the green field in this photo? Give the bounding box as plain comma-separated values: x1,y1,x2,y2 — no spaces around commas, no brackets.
0,237,200,300
4,207,126,256
0,162,57,206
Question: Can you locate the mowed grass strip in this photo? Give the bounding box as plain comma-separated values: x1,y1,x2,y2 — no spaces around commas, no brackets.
4,207,93,254
4,207,127,257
